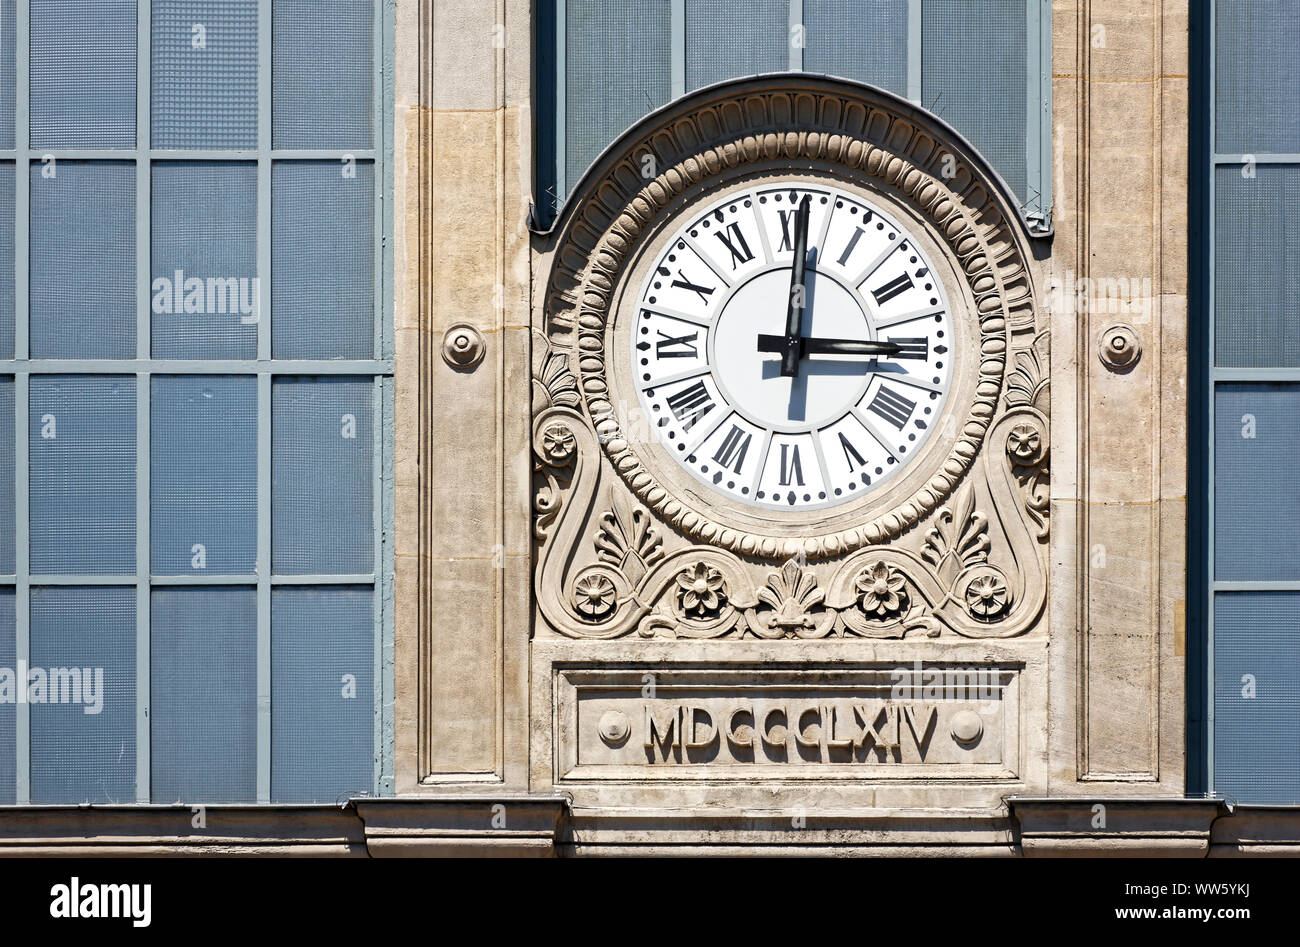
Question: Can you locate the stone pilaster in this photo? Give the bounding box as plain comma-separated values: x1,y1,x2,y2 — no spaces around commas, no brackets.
393,0,534,792
1048,0,1188,792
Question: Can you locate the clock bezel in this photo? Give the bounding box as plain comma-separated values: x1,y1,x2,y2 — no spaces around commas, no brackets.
611,169,974,524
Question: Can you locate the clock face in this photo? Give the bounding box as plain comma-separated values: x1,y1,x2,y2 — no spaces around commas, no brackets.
630,179,955,512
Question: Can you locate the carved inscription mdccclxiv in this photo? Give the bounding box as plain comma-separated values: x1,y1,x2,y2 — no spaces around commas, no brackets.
640,699,941,764
558,667,1021,781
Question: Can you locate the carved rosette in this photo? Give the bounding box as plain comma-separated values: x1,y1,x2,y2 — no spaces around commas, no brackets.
532,76,1049,642
1004,331,1051,540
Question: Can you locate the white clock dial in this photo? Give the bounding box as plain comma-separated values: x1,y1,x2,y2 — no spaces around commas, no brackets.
631,180,955,512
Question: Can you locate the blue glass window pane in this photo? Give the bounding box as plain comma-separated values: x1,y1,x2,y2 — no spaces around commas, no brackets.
0,378,11,575
1214,592,1300,804
151,587,256,803
271,586,373,802
686,0,787,92
0,589,14,804
922,0,1027,201
30,0,136,149
272,0,373,149
151,161,258,359
29,586,135,804
30,162,136,359
0,162,14,360
1214,166,1300,368
272,378,373,574
1215,0,1300,154
0,1,15,150
271,161,373,359
29,376,135,575
804,0,908,97
151,376,256,575
565,0,671,194
1214,384,1300,581
152,0,259,149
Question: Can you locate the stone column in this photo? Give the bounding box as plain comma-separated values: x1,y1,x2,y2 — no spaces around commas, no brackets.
393,0,533,792
1048,0,1188,792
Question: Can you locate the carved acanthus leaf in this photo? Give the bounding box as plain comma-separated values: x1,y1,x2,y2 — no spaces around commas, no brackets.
744,559,836,639
594,495,664,587
920,486,989,583
1005,331,1050,413
535,350,580,411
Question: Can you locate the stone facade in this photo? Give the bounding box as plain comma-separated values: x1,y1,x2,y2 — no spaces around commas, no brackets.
6,0,1298,858
386,0,1213,854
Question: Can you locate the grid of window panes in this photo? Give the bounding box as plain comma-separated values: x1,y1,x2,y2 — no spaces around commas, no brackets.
1207,0,1300,803
0,0,390,805
541,0,1051,229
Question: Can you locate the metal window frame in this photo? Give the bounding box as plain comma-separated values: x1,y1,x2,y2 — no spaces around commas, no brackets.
545,0,1052,236
1,0,394,805
1199,0,1300,798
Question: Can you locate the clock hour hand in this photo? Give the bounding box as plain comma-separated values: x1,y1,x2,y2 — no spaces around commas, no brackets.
778,194,813,378
757,334,903,358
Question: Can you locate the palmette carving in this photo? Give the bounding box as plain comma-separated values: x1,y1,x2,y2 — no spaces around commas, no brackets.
744,560,837,639
1004,332,1051,540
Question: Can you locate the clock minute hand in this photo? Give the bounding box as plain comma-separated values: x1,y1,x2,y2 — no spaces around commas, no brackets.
779,194,813,378
757,335,903,358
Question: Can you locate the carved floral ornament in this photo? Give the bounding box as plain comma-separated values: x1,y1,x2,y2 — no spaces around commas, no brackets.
532,76,1049,642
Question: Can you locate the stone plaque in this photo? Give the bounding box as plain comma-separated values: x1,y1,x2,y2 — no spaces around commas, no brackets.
556,666,1020,782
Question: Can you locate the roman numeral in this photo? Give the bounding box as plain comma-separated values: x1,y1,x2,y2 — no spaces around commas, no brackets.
666,381,714,432
837,226,865,267
670,270,715,304
867,386,916,430
713,425,752,474
887,336,929,360
655,329,698,359
838,432,867,471
714,223,754,269
777,209,796,252
871,272,914,306
778,443,804,486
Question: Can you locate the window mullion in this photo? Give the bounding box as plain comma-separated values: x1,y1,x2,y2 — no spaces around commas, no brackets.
135,0,153,805
788,0,802,72
907,0,921,104
13,0,31,808
256,0,273,806
671,0,685,99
